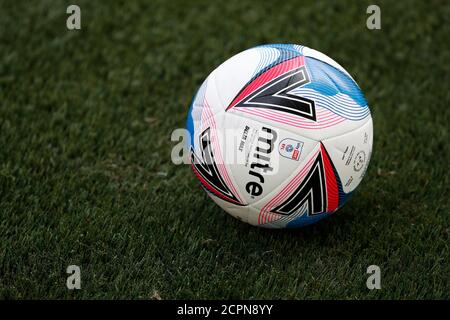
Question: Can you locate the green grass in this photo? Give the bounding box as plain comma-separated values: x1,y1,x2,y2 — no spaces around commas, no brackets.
0,0,449,299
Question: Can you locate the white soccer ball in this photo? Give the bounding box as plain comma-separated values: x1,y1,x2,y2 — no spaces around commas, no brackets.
187,44,373,228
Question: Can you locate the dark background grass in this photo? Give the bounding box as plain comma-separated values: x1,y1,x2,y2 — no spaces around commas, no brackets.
0,0,449,299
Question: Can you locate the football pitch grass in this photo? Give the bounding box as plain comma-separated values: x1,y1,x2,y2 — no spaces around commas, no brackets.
0,0,449,299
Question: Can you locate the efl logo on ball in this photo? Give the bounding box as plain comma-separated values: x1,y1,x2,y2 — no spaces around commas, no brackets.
279,138,303,161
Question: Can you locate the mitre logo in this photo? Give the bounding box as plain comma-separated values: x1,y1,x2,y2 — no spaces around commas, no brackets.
246,126,277,197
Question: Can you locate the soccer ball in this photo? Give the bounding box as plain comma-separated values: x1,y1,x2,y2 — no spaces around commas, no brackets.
186,44,372,228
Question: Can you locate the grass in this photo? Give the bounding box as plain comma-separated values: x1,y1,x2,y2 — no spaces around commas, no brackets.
0,0,449,299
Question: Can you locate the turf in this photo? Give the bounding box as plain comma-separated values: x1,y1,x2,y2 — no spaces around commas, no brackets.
0,0,449,299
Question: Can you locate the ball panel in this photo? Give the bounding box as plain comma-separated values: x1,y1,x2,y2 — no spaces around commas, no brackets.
208,193,251,224
188,78,245,206
186,78,208,150
252,143,343,228
221,111,319,206
302,46,353,80
212,48,262,110
322,117,373,194
218,45,371,141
